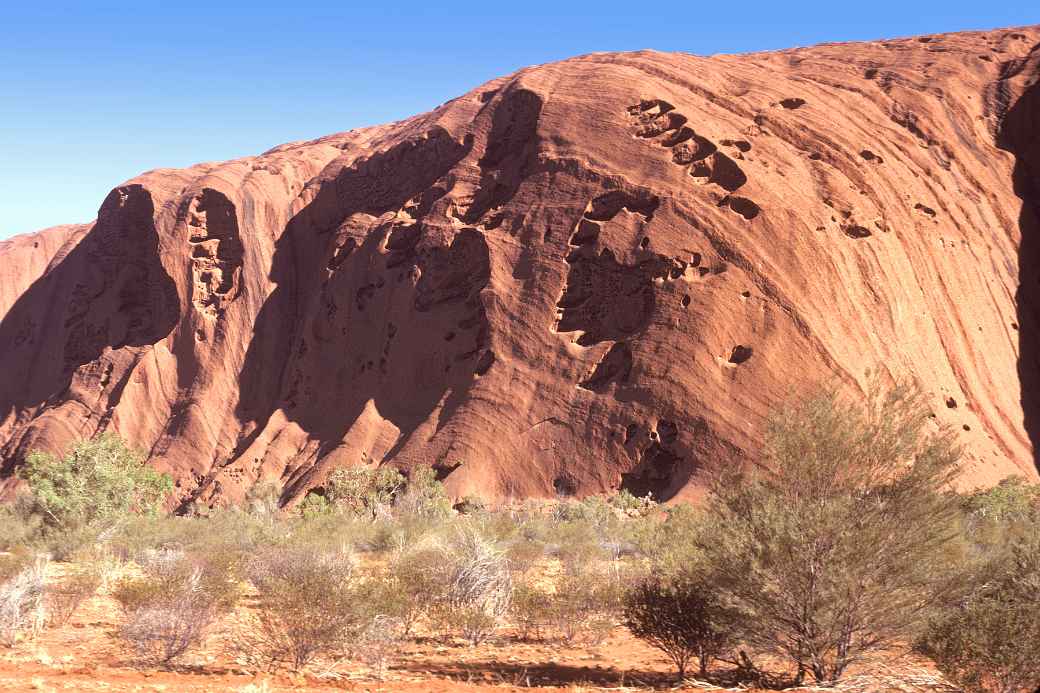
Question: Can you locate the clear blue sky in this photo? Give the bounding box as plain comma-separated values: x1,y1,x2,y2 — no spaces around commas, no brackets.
1,1,1035,239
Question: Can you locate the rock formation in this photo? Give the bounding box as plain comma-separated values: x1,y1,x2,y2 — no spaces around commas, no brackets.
2,26,1039,507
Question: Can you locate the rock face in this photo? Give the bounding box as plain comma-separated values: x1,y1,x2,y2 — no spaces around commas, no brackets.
2,27,1040,507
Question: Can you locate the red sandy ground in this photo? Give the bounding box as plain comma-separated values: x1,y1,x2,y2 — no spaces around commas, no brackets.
0,565,947,692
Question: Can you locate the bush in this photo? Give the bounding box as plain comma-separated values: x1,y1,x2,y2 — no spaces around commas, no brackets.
19,434,172,534
236,547,368,670
385,545,446,636
304,466,406,519
46,565,102,626
543,520,606,572
394,465,452,521
548,569,621,645
119,593,216,666
427,528,512,645
919,522,1040,693
353,614,404,678
624,575,737,680
297,492,331,518
245,481,284,517
0,502,41,551
509,579,552,641
0,548,33,585
694,384,963,685
113,550,239,665
504,537,545,575
0,554,47,647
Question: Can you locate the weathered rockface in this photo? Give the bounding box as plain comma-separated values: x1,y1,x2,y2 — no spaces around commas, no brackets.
2,26,1040,507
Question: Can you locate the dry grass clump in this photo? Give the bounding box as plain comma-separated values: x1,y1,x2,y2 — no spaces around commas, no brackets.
0,552,47,647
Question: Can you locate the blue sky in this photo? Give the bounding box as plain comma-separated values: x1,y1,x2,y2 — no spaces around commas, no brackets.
1,1,1036,239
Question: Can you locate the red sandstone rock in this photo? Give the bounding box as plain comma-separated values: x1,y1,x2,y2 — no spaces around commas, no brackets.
2,27,1039,507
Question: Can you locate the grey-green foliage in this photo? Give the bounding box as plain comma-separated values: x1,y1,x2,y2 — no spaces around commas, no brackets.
240,547,370,670
300,465,453,520
18,433,173,534
920,501,1040,693
694,383,962,685
393,465,452,521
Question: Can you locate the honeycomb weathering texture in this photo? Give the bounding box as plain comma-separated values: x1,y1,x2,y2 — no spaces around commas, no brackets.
2,26,1040,506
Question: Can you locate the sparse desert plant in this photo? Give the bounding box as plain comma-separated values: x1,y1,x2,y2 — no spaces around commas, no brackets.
0,554,47,647
119,587,217,666
453,495,487,515
318,465,406,518
114,551,239,666
544,520,606,572
46,564,102,626
384,545,447,636
0,548,33,585
695,383,963,685
353,614,404,678
548,569,621,645
235,547,368,671
394,465,452,521
0,501,41,551
504,537,545,575
428,528,512,645
624,574,737,680
509,579,552,641
245,480,284,517
918,523,1040,693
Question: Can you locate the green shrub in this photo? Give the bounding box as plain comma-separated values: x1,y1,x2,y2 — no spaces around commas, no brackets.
624,574,737,680
297,492,331,518
504,537,545,575
245,480,284,517
544,520,606,572
385,544,446,636
919,523,1040,693
19,434,172,534
394,465,452,521
694,384,963,685
311,465,406,518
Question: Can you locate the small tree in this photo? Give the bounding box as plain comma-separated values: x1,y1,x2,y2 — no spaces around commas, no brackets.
624,575,736,680
19,434,172,533
696,383,962,685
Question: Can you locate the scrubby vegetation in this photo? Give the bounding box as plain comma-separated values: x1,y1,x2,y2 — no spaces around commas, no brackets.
1,389,1038,690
